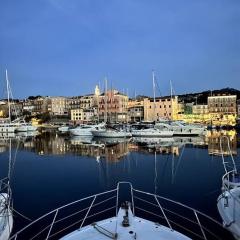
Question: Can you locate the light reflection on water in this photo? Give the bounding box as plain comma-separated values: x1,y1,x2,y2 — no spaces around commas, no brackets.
0,130,239,238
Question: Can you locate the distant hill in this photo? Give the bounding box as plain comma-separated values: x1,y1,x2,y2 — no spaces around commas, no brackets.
177,88,240,104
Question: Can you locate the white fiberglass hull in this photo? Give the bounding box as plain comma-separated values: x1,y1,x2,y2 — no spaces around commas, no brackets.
60,205,190,240
132,129,173,137
91,130,132,138
172,128,206,136
217,188,240,239
16,125,38,132
58,126,69,133
69,128,93,136
0,193,13,240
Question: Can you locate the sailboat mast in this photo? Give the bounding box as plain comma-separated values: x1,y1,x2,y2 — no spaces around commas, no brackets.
170,80,173,120
104,77,108,123
6,69,11,121
152,70,156,122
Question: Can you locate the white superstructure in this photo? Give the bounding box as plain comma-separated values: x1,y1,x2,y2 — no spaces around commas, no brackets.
91,125,132,138
69,123,105,136
131,128,173,137
155,121,206,136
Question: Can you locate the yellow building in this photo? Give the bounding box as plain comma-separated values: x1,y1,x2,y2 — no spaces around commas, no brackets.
208,95,237,114
143,96,180,121
70,109,95,123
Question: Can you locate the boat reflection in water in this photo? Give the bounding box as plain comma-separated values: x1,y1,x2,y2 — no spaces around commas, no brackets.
0,130,237,161
0,130,238,240
207,130,237,156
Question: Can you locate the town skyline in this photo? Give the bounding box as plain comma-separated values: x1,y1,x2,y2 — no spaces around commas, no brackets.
1,0,239,98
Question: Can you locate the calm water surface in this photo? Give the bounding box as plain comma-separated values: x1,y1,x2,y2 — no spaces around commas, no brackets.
0,130,239,239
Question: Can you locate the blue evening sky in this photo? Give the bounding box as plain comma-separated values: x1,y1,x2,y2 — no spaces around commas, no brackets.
0,0,239,98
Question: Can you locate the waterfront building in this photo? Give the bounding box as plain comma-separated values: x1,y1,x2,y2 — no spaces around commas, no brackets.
98,89,128,123
68,86,100,123
127,98,144,122
70,108,95,123
47,97,69,116
68,94,95,110
22,97,48,115
237,99,240,118
192,105,209,115
10,101,23,118
143,96,179,121
208,95,237,115
0,100,23,118
207,95,237,126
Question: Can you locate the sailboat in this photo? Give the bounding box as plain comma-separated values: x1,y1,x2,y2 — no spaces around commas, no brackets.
0,139,13,240
217,136,240,239
0,70,18,133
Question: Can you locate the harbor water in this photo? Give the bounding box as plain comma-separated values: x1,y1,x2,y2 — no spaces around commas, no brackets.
0,130,239,239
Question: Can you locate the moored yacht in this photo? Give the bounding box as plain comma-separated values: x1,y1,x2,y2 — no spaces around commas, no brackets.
155,120,207,136
91,125,132,138
15,122,38,132
131,128,173,137
69,123,105,136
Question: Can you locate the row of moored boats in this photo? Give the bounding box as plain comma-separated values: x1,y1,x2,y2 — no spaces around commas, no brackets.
59,120,207,138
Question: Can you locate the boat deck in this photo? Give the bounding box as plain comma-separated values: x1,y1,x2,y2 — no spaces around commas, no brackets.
61,206,190,240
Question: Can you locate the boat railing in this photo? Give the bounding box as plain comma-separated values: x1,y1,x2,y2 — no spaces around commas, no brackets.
221,170,239,191
0,177,12,208
220,136,237,174
0,177,9,192
10,182,228,240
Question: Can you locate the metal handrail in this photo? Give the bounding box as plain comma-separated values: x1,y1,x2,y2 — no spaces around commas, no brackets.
10,188,117,240
222,170,240,191
10,182,226,240
220,136,237,174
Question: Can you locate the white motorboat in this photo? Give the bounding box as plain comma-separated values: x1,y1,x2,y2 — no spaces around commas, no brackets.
69,123,105,136
131,128,173,137
15,122,38,132
91,126,132,138
58,125,70,133
10,182,227,240
155,121,207,136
